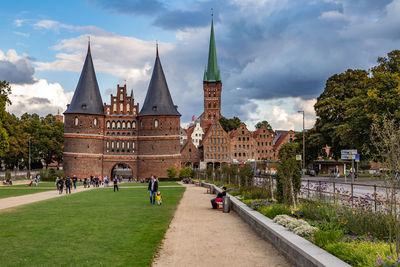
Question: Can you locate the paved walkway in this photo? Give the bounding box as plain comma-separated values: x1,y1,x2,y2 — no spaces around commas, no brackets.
153,184,289,267
0,186,94,211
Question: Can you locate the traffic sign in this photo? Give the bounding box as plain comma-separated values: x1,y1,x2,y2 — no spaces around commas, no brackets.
341,149,357,155
341,154,355,160
296,155,302,161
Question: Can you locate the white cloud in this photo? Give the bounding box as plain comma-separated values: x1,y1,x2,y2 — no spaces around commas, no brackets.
14,19,26,27
0,49,35,84
318,10,346,20
7,79,73,117
242,97,316,131
13,31,30,37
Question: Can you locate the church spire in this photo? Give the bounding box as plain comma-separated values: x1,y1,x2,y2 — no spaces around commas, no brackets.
64,41,104,115
203,17,221,82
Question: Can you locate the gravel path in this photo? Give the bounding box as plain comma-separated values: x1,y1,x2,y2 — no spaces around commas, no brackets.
0,186,94,211
153,184,289,267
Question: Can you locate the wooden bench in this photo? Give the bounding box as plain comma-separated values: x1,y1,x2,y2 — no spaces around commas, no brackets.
216,201,223,211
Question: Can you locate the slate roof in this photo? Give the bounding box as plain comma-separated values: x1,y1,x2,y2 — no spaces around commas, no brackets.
64,43,104,115
139,47,180,116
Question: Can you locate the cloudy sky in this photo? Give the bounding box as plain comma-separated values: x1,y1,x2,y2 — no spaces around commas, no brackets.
1,0,400,131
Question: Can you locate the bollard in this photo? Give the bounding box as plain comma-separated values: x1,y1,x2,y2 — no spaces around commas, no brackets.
223,196,230,213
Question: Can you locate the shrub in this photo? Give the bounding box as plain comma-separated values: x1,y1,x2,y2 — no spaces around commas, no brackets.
273,215,318,237
39,169,64,181
179,166,191,178
313,229,344,248
258,204,291,219
242,187,272,200
166,166,178,179
5,170,11,180
325,240,393,267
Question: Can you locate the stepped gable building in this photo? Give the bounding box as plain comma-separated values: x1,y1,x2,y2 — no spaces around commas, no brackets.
63,42,181,179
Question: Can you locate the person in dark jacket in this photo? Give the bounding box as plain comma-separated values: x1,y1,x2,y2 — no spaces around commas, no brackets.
58,178,64,194
72,175,78,189
65,178,71,194
148,176,158,205
211,187,227,209
113,176,119,192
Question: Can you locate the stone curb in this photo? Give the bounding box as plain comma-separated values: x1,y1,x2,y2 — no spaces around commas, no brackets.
202,182,350,267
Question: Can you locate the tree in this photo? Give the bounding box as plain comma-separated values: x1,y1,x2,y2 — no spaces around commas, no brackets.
255,120,273,133
0,81,11,157
239,164,253,186
179,166,191,178
276,143,301,208
166,166,178,178
370,117,400,257
219,116,241,132
294,128,325,164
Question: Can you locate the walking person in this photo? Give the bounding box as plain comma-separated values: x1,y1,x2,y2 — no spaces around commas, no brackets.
72,175,77,189
55,177,60,191
148,176,158,205
113,176,119,192
59,178,64,194
65,177,72,194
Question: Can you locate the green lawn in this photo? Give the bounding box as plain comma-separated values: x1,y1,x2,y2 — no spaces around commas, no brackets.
119,181,180,187
0,186,185,266
0,188,53,199
8,182,83,188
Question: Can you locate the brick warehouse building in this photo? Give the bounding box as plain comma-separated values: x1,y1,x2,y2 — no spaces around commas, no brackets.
63,42,181,179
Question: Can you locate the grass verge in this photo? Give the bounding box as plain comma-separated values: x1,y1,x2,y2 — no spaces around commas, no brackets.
0,186,185,266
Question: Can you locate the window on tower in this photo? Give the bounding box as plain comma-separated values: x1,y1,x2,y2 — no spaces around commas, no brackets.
113,103,117,113
154,119,159,128
117,121,121,129
106,121,110,129
120,103,123,113
93,118,98,126
127,121,131,129
122,121,126,129
74,117,78,126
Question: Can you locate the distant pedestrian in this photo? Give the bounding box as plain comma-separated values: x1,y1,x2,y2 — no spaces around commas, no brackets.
72,175,77,189
55,177,60,191
65,178,71,194
34,177,38,187
113,176,119,192
59,178,64,194
148,176,158,205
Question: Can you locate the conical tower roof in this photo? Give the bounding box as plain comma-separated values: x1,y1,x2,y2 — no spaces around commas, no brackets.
203,19,221,82
139,46,180,116
64,42,104,115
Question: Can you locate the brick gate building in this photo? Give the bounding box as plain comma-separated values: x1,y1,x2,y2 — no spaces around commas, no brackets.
63,43,181,179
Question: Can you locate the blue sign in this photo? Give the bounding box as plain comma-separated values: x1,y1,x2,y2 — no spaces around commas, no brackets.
355,154,360,162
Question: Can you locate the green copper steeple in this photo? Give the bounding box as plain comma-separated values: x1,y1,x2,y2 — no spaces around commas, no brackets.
204,19,221,82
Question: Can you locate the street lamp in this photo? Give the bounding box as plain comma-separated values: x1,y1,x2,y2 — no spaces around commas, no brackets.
298,110,305,175
28,137,32,176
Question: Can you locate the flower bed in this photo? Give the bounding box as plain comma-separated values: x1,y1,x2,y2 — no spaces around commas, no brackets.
245,198,400,267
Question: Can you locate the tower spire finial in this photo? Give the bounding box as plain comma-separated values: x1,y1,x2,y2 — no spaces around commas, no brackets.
87,35,91,53
156,39,159,57
211,8,213,18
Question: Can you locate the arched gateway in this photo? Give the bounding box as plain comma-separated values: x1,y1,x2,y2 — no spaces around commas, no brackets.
110,163,133,180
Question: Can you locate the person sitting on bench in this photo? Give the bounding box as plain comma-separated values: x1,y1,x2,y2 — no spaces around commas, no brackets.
211,187,227,209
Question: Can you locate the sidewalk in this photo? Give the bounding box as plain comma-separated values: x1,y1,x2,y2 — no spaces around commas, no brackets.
153,184,289,267
0,186,94,211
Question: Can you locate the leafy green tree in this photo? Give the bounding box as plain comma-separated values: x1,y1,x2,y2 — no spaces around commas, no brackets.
179,166,192,178
239,164,253,186
294,128,325,164
0,81,11,157
166,166,178,178
276,143,301,208
255,120,273,132
314,69,368,159
219,116,241,132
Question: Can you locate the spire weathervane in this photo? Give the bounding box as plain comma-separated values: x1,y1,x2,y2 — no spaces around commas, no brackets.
87,36,91,53
156,38,159,57
211,8,213,17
